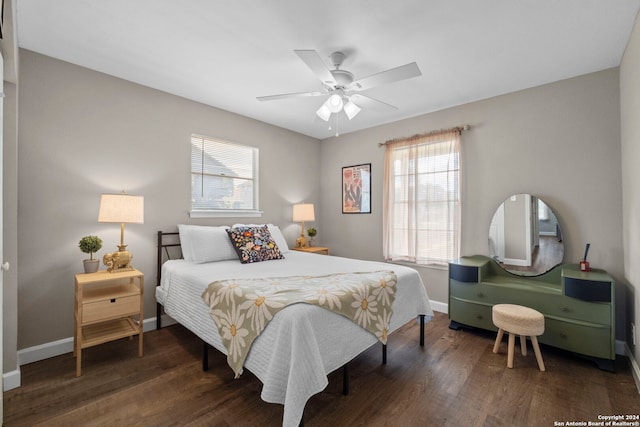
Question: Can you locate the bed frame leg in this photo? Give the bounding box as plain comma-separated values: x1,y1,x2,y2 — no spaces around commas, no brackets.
419,314,425,346
156,303,162,330
382,344,387,365
342,363,349,395
202,341,210,371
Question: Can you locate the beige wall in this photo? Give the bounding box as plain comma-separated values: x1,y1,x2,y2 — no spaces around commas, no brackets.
9,42,636,372
320,69,626,339
620,12,640,367
16,49,320,350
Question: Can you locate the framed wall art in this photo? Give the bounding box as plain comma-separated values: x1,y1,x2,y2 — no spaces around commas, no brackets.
342,163,371,214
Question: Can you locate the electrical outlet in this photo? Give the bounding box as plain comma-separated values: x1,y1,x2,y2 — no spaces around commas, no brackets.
633,323,637,347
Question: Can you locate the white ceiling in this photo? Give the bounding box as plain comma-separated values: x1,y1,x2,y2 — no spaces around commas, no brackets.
16,0,640,140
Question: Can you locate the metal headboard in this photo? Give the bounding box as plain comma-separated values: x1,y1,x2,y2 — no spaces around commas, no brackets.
156,230,183,329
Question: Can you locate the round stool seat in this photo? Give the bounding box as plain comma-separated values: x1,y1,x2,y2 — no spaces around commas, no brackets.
492,304,544,336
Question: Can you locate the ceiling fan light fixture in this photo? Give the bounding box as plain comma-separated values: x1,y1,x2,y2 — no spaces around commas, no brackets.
316,103,331,121
327,93,344,113
343,100,361,120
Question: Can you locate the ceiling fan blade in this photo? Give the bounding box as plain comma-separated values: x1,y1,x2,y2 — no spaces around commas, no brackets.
349,93,398,110
257,91,325,102
294,50,337,86
351,62,421,91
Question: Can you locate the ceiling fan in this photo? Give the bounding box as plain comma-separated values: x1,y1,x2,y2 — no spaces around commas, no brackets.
257,50,422,122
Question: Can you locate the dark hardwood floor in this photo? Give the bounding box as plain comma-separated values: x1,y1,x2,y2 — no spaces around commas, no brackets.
4,312,639,426
502,235,565,275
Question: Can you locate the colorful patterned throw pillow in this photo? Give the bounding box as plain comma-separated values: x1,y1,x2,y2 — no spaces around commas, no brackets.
226,225,285,264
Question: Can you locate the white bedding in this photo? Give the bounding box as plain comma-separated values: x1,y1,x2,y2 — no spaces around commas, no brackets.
156,251,433,427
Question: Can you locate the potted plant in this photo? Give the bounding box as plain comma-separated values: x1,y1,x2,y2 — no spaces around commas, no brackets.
79,235,103,273
307,227,317,247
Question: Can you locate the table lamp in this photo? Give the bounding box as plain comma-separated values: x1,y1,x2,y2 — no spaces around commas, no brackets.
98,191,144,272
293,203,315,248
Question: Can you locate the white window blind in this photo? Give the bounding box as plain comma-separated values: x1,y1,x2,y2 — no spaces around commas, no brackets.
383,129,461,266
190,135,260,216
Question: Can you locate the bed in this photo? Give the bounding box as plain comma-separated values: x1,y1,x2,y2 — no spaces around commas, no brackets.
155,224,433,427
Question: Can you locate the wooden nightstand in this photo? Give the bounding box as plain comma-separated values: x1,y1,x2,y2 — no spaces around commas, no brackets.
292,246,329,255
74,268,144,376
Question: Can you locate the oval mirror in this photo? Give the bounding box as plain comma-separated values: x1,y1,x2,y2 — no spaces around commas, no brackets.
488,193,564,276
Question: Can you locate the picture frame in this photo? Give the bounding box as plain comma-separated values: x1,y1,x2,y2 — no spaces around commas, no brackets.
342,163,371,214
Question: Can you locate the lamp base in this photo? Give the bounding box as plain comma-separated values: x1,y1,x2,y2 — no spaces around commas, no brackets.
103,250,134,273
295,236,308,248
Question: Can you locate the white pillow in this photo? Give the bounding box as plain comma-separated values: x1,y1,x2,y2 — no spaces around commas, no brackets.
232,223,289,253
178,224,238,263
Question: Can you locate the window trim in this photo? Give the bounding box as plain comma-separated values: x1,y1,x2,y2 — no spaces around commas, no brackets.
189,209,264,219
189,134,262,219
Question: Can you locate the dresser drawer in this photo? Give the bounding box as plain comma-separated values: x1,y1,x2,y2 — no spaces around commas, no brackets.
536,296,611,325
449,279,487,302
82,295,140,324
472,283,611,326
540,317,614,360
449,297,496,331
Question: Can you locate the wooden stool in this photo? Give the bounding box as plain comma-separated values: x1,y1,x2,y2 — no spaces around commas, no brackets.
492,304,545,371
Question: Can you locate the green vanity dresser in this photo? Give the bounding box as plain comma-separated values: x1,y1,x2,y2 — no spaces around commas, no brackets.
449,255,615,370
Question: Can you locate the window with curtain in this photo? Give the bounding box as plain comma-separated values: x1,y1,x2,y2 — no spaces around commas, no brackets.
190,134,260,217
383,129,461,266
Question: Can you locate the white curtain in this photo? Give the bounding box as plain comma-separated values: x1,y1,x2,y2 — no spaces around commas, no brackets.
383,130,461,266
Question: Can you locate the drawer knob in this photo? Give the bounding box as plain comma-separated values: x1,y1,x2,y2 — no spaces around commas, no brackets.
110,298,116,303
475,314,483,319
560,331,568,338
559,305,570,312
477,292,484,297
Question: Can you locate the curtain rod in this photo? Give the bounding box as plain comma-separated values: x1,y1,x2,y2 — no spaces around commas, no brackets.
378,124,470,147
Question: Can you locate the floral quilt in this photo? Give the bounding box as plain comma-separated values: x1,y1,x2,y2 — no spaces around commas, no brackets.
201,270,397,378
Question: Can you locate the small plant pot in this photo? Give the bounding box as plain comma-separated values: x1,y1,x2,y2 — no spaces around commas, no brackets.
83,259,100,274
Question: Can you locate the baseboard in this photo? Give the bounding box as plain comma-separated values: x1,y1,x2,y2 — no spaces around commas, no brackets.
3,368,21,391
12,317,164,390
627,344,640,393
430,300,448,314
18,336,74,366
502,257,528,267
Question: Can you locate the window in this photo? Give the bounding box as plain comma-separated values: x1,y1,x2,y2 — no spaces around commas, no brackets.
382,129,461,266
190,134,261,218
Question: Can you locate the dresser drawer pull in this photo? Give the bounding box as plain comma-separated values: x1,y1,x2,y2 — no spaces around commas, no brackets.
475,314,483,319
560,331,568,338
477,292,484,297
559,305,570,312
110,298,116,303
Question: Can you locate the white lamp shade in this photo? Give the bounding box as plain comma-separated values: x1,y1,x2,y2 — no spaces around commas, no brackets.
316,104,331,121
343,100,362,120
98,193,144,223
292,203,315,222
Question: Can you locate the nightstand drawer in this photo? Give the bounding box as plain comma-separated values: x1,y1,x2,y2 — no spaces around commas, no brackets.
83,295,140,324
